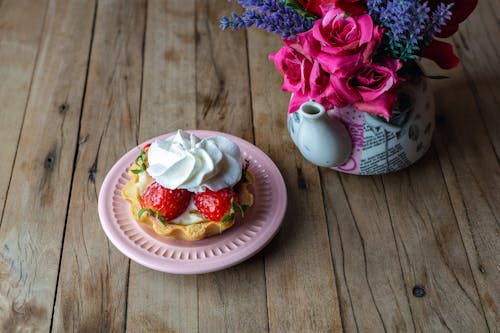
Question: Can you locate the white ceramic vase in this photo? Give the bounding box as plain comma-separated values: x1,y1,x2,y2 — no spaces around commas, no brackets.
287,77,435,175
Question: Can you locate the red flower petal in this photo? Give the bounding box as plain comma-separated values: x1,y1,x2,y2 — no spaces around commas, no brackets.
335,1,367,15
305,0,335,17
297,0,309,8
302,0,366,17
431,0,478,38
421,39,460,69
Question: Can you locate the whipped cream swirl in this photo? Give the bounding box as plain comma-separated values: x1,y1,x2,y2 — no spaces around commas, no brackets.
146,130,242,192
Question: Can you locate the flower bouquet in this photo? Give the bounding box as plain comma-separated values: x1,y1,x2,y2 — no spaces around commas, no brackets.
221,0,477,174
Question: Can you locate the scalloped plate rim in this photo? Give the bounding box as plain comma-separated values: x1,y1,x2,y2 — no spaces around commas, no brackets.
98,130,287,274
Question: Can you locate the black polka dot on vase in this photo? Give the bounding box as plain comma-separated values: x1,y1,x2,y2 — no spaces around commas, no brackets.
409,125,419,141
417,142,424,152
424,122,432,134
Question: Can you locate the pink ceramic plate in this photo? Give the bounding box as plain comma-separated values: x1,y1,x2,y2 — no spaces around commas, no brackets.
98,130,287,274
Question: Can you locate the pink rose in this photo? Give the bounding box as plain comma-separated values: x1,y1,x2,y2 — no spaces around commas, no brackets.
352,58,400,102
270,43,331,107
326,58,401,119
299,6,382,73
309,61,330,98
269,45,312,95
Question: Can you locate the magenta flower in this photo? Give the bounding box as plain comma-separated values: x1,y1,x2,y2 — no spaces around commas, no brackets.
299,6,383,73
269,45,313,95
270,5,403,119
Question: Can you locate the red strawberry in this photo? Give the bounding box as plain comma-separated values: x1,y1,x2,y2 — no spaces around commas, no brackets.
194,188,235,222
143,143,151,153
140,182,192,221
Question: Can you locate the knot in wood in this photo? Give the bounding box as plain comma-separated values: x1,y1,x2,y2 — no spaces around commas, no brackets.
44,152,56,170
412,285,426,298
59,103,69,113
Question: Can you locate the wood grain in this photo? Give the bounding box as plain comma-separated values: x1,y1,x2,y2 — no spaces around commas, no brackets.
0,0,48,222
322,172,416,332
195,0,254,140
52,0,145,331
450,0,500,157
0,0,95,331
126,1,198,332
440,4,500,327
382,149,489,331
420,60,500,330
0,1,498,332
247,29,343,333
196,2,268,332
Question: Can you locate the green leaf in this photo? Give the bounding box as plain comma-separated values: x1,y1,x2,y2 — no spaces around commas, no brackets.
154,211,167,225
221,214,234,224
131,169,143,174
132,148,148,174
138,208,167,224
283,0,318,19
138,208,148,219
234,204,249,213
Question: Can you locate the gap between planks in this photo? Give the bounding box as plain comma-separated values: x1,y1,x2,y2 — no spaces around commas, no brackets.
48,1,99,332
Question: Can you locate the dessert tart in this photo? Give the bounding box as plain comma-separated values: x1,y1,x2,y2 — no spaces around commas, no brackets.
122,130,254,241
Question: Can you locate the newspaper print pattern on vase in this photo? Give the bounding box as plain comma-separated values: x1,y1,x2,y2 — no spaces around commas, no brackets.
288,77,435,175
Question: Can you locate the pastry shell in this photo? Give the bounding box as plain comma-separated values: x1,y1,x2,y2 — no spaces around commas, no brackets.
122,164,254,241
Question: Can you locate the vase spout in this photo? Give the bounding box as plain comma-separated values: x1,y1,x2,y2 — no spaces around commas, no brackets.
288,101,352,168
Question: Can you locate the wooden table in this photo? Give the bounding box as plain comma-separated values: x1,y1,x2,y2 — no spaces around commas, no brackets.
1,0,498,332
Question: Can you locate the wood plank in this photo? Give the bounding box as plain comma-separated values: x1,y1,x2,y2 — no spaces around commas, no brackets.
51,0,145,331
382,149,489,331
247,29,343,332
443,7,500,327
450,0,500,156
195,0,254,139
0,0,48,222
195,1,268,332
321,171,416,332
421,59,500,329
126,1,198,332
322,65,494,332
0,0,96,331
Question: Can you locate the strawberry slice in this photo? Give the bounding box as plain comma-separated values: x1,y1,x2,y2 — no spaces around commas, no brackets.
194,188,234,222
194,187,250,223
139,182,192,221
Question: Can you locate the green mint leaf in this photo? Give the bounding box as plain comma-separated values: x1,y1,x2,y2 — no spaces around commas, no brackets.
132,148,148,174
138,208,148,219
138,208,167,224
131,169,143,174
221,214,234,224
235,204,249,213
153,211,166,225
283,0,318,19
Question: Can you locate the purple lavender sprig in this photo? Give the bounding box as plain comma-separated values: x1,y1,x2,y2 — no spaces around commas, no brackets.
368,0,453,62
220,0,315,39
